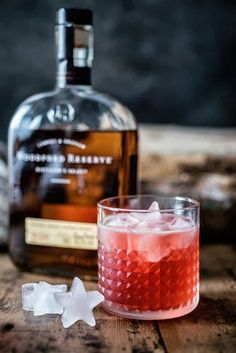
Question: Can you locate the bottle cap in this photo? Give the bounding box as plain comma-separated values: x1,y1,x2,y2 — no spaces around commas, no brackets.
56,8,93,26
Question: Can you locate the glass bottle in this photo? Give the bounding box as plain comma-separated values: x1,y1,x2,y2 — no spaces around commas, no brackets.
8,8,138,279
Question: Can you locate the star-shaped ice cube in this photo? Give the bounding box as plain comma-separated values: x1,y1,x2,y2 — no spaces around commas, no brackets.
54,277,104,328
34,282,67,316
22,282,67,315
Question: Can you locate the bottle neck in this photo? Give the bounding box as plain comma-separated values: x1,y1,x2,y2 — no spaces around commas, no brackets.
55,23,93,88
56,67,92,88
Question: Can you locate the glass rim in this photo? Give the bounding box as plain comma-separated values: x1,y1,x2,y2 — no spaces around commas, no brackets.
97,194,200,213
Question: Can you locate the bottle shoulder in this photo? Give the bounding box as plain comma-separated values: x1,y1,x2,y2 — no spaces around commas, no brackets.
9,87,137,132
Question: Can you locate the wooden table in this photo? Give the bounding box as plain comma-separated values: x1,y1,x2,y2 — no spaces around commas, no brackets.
140,125,236,242
0,245,235,353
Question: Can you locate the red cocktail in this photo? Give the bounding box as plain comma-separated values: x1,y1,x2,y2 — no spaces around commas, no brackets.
98,196,199,320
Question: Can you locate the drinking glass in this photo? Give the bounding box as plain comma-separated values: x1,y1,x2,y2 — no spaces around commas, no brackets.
97,195,199,320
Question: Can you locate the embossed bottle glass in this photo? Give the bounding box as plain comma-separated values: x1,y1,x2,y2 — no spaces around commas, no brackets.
8,8,138,279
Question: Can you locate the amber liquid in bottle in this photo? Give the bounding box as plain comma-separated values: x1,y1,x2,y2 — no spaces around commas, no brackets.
9,130,138,279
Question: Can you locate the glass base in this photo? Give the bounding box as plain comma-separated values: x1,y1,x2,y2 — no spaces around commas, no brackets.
101,297,199,320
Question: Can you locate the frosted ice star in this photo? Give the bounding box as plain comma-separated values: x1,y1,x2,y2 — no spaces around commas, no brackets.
22,282,67,315
34,282,67,316
54,277,104,328
22,283,36,312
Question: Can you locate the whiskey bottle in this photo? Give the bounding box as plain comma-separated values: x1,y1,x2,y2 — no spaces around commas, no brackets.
8,8,138,279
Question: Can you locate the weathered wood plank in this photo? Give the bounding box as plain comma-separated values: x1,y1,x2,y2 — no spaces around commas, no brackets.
140,125,236,241
1,245,235,353
158,244,236,353
0,255,164,353
98,317,164,353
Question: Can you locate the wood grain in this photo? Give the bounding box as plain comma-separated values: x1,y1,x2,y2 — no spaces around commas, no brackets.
0,255,164,353
0,245,235,353
140,125,236,242
158,244,236,353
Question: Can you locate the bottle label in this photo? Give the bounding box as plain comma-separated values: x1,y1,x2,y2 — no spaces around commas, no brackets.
25,217,98,250
10,129,137,250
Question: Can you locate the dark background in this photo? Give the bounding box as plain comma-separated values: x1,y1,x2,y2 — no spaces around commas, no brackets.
0,0,235,141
